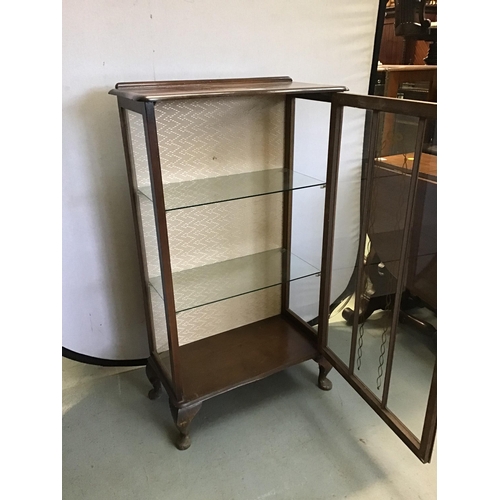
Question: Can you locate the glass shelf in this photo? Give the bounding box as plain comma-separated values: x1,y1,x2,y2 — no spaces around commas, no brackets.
149,249,320,313
138,168,325,211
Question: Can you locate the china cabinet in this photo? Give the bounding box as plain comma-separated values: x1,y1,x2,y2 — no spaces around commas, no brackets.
110,77,436,462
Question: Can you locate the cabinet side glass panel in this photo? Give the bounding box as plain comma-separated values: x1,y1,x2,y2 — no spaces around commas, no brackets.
126,110,171,374
288,99,334,325
324,107,367,365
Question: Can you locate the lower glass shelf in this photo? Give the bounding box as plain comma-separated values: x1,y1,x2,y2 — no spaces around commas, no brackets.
149,248,320,313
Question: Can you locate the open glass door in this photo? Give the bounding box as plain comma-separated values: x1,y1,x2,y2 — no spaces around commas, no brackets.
322,93,437,463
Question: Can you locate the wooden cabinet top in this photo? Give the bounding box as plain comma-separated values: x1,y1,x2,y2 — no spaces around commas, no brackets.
109,76,347,102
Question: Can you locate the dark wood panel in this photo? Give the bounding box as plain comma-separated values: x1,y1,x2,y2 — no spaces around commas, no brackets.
109,76,347,102
115,76,293,89
143,102,183,398
379,8,437,65
370,153,437,310
413,41,433,65
380,15,406,64
333,92,436,119
158,315,318,406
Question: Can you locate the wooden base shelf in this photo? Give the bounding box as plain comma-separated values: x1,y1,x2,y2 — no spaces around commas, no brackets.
158,315,317,406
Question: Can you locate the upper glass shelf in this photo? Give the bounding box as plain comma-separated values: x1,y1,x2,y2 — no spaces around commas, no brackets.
149,248,320,313
138,168,325,211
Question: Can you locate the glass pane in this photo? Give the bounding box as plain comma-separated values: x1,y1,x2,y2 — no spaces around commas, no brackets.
387,301,436,437
176,287,281,346
138,168,325,211
379,113,420,157
326,107,366,365
319,104,436,457
386,117,437,437
289,97,329,326
330,258,405,395
126,110,170,376
288,186,325,324
149,249,320,313
327,110,423,395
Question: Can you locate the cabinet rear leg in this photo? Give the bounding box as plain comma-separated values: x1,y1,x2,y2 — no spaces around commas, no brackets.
145,361,162,400
316,357,333,391
169,401,202,450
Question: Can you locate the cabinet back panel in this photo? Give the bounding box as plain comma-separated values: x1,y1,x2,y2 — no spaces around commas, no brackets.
155,96,285,183
167,194,283,273
176,287,281,346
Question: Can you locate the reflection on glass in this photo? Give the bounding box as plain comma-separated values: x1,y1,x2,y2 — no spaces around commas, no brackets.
289,275,321,326
321,102,436,442
326,297,353,367
138,168,325,212
387,119,437,437
150,249,320,313
387,302,436,437
328,255,400,380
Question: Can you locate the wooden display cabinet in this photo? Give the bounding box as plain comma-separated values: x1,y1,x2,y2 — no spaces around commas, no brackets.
110,77,437,463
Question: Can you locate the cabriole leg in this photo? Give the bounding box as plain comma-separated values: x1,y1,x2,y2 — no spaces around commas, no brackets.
145,361,162,400
316,357,333,391
169,401,202,451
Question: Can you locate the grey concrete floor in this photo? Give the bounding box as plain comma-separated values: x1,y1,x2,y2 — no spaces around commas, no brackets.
62,353,437,499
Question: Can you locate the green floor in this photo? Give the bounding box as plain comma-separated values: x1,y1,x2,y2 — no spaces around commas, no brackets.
62,347,437,500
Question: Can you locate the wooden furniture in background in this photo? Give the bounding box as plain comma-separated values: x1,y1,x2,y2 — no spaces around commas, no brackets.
379,1,437,65
372,152,437,310
341,149,437,336
376,65,436,156
377,64,436,101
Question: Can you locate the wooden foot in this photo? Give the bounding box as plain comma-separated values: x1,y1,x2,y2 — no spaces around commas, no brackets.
169,401,202,450
342,248,397,326
145,362,162,400
342,293,393,326
316,357,333,391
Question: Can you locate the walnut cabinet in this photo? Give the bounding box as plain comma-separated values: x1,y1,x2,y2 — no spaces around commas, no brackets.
110,77,437,462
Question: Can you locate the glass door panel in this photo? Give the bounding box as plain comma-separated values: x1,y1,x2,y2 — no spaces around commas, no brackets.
322,97,437,463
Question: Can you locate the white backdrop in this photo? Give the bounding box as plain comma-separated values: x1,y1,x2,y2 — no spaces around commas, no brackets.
62,0,379,360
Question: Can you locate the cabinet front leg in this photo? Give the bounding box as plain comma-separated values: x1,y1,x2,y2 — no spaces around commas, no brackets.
316,357,333,391
145,361,162,400
169,401,202,451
